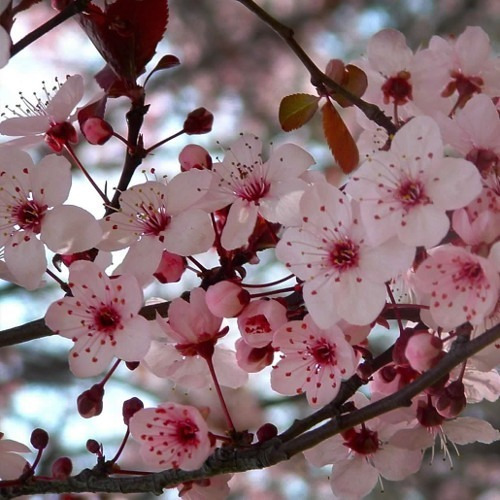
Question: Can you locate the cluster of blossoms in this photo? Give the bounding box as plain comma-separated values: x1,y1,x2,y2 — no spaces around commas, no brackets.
0,18,498,500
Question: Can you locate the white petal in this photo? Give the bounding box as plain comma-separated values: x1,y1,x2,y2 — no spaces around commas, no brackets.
0,28,10,69
31,155,72,206
166,169,212,214
166,209,215,255
0,116,50,136
41,205,102,253
444,417,500,445
266,143,315,180
46,75,84,122
220,199,258,250
372,445,422,480
330,456,379,499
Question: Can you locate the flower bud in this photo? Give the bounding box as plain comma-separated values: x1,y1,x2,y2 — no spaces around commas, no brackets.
81,117,113,145
183,107,214,135
86,439,101,455
179,144,212,171
205,280,250,318
405,332,443,372
52,457,73,479
235,338,274,373
256,423,278,443
123,397,144,426
154,251,187,283
30,428,49,450
77,384,105,418
436,380,466,418
125,361,140,371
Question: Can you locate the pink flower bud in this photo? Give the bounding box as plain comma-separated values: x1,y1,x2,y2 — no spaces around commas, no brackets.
205,280,250,318
77,384,105,418
235,338,274,373
179,144,213,171
30,428,49,450
405,332,443,372
183,107,214,135
52,457,73,479
86,439,102,455
81,117,113,145
123,397,144,425
435,380,466,418
153,251,187,283
256,423,278,442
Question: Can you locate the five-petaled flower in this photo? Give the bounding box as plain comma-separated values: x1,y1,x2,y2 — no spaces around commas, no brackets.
271,314,357,407
45,260,152,377
129,402,212,471
0,149,102,290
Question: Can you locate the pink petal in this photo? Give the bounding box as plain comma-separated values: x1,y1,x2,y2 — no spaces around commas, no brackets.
31,155,72,206
266,143,314,180
68,333,115,377
166,208,214,255
46,75,84,122
220,199,259,250
112,316,152,362
455,27,491,75
330,456,379,499
0,116,50,136
166,169,212,214
444,417,500,445
367,29,413,75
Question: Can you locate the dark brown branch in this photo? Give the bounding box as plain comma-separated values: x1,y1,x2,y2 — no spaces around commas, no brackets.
10,0,90,57
0,302,170,348
234,0,397,135
2,322,498,498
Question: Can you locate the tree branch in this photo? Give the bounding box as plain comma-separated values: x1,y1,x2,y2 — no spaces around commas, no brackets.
234,0,397,135
2,322,498,497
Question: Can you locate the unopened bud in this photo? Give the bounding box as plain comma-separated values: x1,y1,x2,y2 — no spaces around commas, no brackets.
77,384,105,418
179,144,212,171
256,423,278,443
154,251,187,283
86,439,102,455
183,107,214,135
205,280,250,318
405,332,443,372
125,361,140,371
436,380,466,418
122,397,144,425
30,428,49,450
52,457,73,479
81,117,113,145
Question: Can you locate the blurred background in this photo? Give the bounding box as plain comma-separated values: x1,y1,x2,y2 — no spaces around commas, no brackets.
0,0,499,498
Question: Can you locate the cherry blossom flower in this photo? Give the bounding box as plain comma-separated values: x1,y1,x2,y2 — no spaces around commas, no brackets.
304,394,423,499
99,174,214,286
0,75,84,150
391,400,500,465
0,0,11,69
414,245,499,330
347,116,482,248
0,150,102,290
44,260,152,377
144,287,248,389
271,315,357,407
0,432,31,480
129,402,212,471
276,180,415,328
199,133,315,250
413,26,500,114
357,29,422,124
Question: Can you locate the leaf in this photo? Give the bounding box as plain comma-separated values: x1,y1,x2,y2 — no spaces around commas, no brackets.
321,100,359,174
144,54,181,86
279,93,319,132
79,0,169,84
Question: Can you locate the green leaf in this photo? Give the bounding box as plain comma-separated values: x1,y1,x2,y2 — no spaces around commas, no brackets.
279,93,319,132
322,101,359,174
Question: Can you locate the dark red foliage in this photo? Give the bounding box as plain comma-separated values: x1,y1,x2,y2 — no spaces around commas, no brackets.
79,0,169,90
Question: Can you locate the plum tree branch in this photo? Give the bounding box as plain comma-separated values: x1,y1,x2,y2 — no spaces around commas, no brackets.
2,322,498,498
234,0,397,135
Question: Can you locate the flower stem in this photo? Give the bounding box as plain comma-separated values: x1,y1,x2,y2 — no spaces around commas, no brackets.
144,129,185,154
204,355,236,433
241,273,295,288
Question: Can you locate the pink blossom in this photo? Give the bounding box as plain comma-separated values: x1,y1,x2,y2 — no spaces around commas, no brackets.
205,280,250,318
44,260,152,377
235,337,275,373
271,315,357,407
405,331,443,372
0,75,84,150
144,287,248,389
276,181,415,327
0,0,10,69
179,144,212,171
177,474,232,500
413,27,500,114
200,134,315,250
304,394,423,498
99,175,214,286
129,402,212,471
153,250,186,283
0,150,102,290
0,432,31,480
347,116,482,248
414,245,499,330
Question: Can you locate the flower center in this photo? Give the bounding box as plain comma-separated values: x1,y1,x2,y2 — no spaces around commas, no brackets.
93,305,121,333
175,419,199,445
45,122,78,153
138,203,171,236
454,259,484,285
329,240,359,271
396,179,429,209
244,314,272,335
309,340,336,365
236,176,270,203
11,200,47,233
466,148,498,176
342,426,380,455
381,70,413,105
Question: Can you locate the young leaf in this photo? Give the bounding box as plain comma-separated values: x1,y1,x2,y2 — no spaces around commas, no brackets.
279,93,319,132
321,100,359,174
